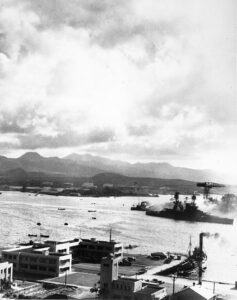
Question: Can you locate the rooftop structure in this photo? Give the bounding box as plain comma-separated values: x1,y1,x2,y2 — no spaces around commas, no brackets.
45,238,80,256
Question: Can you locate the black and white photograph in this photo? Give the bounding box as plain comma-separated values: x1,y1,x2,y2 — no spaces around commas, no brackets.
0,0,236,299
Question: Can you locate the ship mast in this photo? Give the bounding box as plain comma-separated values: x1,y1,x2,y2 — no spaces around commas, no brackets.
188,235,192,257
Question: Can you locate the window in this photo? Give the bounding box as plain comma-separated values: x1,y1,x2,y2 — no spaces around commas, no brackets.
60,259,70,264
30,265,37,270
30,257,37,262
48,259,56,265
58,249,66,253
60,267,70,272
48,267,56,272
103,263,109,267
39,266,46,271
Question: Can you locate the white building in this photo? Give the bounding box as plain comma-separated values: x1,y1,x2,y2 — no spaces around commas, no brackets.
82,182,96,188
0,261,13,283
45,239,80,256
2,244,71,278
103,184,114,188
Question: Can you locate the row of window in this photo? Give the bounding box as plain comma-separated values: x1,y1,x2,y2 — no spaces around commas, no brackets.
21,256,57,265
112,283,132,291
19,264,56,273
3,254,17,260
0,268,11,274
79,244,112,251
112,295,132,300
59,266,70,272
60,259,70,265
3,253,57,265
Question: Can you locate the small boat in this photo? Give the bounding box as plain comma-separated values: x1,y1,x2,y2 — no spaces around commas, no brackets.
28,234,37,238
40,234,49,238
124,244,138,250
88,210,96,213
92,217,96,220
58,208,66,210
131,201,150,211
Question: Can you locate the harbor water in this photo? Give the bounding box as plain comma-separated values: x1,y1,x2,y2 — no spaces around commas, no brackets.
0,191,236,283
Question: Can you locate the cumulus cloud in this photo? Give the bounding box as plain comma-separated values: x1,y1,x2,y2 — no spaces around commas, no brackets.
0,0,236,178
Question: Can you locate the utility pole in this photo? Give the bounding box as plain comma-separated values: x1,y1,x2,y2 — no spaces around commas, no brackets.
109,227,112,242
37,222,41,242
64,270,67,286
172,274,177,299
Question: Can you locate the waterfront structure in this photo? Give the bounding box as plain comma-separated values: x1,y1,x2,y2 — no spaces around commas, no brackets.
76,238,123,262
82,182,96,188
100,255,167,299
0,261,13,283
2,244,71,278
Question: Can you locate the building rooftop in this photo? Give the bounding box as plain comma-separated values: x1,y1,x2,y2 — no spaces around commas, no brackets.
3,245,70,257
81,238,121,245
117,277,140,282
46,239,80,245
181,286,215,299
135,286,164,296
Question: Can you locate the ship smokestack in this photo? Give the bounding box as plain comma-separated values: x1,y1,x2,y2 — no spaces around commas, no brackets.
198,232,219,285
198,233,204,285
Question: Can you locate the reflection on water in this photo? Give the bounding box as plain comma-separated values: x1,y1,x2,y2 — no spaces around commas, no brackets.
0,191,236,283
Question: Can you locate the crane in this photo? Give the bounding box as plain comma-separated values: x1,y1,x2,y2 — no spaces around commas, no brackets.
196,182,225,199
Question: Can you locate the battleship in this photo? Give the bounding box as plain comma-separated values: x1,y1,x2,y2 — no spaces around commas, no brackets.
146,192,234,225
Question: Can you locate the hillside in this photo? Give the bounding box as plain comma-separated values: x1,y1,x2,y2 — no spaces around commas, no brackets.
65,153,219,182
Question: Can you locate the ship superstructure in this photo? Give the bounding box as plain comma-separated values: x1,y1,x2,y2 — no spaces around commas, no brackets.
146,192,233,225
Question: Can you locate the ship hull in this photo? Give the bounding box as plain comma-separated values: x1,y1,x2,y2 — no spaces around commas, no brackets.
131,207,146,211
146,210,234,225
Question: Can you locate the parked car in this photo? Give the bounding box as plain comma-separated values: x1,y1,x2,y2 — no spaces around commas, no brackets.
119,258,132,266
127,256,136,262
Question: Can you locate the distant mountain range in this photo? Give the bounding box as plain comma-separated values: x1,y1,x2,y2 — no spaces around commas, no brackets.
0,151,220,184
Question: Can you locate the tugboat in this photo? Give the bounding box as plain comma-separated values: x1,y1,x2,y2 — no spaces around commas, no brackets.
146,192,234,225
131,201,150,211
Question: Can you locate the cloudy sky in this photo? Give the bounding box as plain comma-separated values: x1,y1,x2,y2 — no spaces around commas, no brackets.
0,0,236,178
